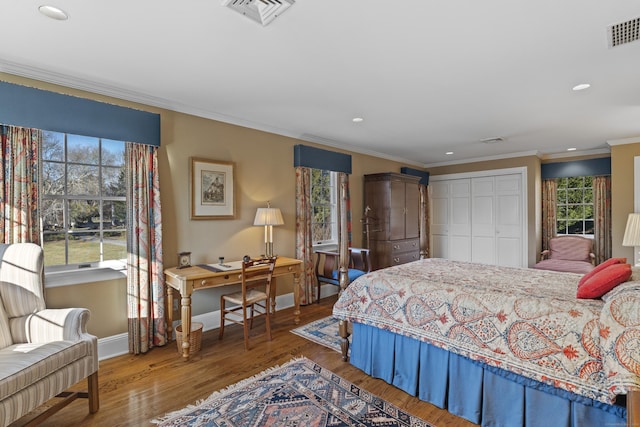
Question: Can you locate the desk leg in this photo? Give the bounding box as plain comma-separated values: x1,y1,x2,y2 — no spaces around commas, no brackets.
180,296,192,360
293,270,301,324
166,287,174,341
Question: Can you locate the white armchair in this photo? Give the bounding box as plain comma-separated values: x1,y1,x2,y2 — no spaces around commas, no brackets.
0,243,99,425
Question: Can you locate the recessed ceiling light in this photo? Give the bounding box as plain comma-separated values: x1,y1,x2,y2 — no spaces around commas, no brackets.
39,5,68,20
567,147,577,151
572,83,591,91
445,151,454,155
352,117,364,123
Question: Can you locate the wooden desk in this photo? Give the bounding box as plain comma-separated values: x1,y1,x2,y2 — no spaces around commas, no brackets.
164,256,302,360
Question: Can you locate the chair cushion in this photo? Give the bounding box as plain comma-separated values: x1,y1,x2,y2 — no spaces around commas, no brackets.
0,339,91,400
332,269,367,282
533,259,594,274
578,257,627,288
548,237,592,262
577,263,632,299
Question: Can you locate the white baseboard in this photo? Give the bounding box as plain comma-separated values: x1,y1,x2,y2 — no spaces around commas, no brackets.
97,287,339,361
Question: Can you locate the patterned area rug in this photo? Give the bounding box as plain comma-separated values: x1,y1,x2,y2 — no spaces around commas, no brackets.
153,357,432,426
290,316,347,354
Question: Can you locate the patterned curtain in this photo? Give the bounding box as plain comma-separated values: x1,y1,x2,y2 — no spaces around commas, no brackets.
593,175,612,265
340,172,352,247
541,179,557,255
127,142,166,354
0,125,41,244
295,167,315,305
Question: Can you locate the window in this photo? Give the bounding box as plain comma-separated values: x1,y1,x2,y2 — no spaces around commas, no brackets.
41,131,127,267
556,176,594,236
310,169,337,246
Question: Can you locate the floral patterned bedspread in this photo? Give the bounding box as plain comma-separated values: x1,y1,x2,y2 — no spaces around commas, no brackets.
332,258,640,404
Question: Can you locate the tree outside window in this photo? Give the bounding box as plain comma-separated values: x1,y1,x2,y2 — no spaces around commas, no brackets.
556,176,594,236
41,131,127,267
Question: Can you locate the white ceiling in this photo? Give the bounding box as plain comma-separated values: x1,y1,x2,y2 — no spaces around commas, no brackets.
1,1,639,166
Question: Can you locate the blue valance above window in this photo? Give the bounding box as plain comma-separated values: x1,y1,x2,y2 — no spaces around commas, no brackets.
293,144,352,174
541,157,610,179
0,80,160,146
401,166,430,185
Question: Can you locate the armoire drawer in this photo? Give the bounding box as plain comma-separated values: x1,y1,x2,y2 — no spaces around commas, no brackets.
390,251,420,266
389,239,419,255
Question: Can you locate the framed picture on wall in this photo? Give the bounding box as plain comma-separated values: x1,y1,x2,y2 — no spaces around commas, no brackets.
191,157,235,219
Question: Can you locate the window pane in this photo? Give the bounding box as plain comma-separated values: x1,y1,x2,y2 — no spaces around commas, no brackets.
103,166,126,197
104,231,126,261
557,205,567,219
42,161,65,195
42,233,67,266
42,131,64,161
557,188,566,203
69,200,100,229
585,220,594,234
568,221,584,234
557,220,567,234
583,189,593,204
67,231,100,264
68,134,99,164
567,189,583,204
68,165,100,195
41,199,64,231
103,201,126,229
102,139,125,166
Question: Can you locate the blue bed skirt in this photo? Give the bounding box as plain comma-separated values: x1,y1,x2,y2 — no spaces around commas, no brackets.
350,322,627,427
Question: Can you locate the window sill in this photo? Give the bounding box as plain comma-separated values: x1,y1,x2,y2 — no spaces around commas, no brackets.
45,262,127,288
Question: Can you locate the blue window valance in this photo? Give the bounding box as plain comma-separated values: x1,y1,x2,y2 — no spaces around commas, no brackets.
401,166,430,185
541,158,610,180
293,144,352,174
0,80,160,146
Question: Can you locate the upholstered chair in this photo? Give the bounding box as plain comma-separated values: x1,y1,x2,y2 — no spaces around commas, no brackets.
533,235,595,274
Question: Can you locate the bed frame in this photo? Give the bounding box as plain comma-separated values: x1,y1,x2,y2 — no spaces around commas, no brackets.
333,175,640,427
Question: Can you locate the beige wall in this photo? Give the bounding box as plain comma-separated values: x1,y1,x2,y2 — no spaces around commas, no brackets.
3,72,637,340
0,73,410,338
611,142,640,261
427,155,542,266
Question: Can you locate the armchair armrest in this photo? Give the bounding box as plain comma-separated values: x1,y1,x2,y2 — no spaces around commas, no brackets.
540,249,550,261
589,253,596,265
24,308,92,343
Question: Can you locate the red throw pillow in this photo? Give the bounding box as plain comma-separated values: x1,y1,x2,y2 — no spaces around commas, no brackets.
577,263,632,299
578,257,627,288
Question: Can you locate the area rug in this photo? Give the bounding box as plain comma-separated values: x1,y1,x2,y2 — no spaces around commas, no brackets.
152,357,433,426
290,315,347,354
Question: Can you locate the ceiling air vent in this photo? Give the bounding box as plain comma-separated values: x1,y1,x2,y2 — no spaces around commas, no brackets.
222,0,295,26
480,137,505,144
608,17,640,48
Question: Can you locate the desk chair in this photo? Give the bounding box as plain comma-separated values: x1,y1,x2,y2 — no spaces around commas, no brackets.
219,257,276,351
315,248,371,302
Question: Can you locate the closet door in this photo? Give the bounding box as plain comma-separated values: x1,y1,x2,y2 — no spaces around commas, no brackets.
430,181,450,258
471,177,496,264
430,179,471,261
449,179,471,262
495,174,523,267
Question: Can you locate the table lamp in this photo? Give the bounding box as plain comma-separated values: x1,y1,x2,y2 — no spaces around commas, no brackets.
253,202,284,257
622,213,640,266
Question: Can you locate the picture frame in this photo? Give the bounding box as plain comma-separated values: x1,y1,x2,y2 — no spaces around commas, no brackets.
191,157,235,219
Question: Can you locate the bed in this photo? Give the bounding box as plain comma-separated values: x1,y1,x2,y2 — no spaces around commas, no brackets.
332,258,640,427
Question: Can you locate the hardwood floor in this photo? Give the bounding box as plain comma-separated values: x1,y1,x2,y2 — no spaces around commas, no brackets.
15,295,477,427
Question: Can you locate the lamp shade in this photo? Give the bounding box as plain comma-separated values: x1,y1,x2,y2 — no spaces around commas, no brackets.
622,213,640,246
253,208,284,226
